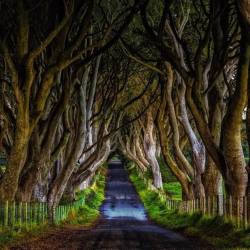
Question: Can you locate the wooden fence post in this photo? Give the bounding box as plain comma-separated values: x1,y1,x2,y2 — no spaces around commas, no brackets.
229,196,233,222
42,203,45,223
38,203,41,224
223,196,227,219
11,201,15,227
213,196,216,216
34,203,37,224
248,195,250,224
217,195,223,216
4,201,8,227
243,196,248,229
207,197,211,216
32,203,35,225
203,197,206,215
19,202,22,227
36,203,39,224
236,198,240,228
24,202,28,228
45,203,48,221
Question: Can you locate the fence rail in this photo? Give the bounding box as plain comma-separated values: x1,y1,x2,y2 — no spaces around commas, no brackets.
0,199,84,229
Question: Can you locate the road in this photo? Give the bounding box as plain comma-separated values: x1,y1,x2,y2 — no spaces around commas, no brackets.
11,161,214,250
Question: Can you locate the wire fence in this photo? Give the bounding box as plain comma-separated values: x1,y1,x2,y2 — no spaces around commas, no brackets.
0,199,84,229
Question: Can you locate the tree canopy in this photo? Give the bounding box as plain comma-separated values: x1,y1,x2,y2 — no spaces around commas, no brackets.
0,0,250,220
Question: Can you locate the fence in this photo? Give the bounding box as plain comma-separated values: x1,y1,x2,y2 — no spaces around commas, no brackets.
130,164,250,231
136,169,250,229
0,199,84,229
164,195,250,229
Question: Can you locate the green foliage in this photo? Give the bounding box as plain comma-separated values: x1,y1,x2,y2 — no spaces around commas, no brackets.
163,182,182,200
129,158,182,200
0,167,107,247
127,164,169,219
64,167,106,226
158,156,177,182
65,205,100,227
127,162,250,249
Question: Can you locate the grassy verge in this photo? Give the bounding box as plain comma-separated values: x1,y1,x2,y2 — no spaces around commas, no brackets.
0,224,51,249
63,166,106,226
127,162,250,249
163,182,182,200
0,166,107,248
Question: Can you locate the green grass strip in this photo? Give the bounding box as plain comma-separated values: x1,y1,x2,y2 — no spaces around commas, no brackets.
127,162,250,249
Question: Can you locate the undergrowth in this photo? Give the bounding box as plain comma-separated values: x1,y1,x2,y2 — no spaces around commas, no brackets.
127,162,250,249
163,182,182,200
0,224,49,249
63,166,106,226
0,166,107,248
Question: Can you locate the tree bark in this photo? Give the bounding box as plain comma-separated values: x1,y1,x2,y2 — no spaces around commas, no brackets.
178,80,206,198
0,109,30,200
203,86,224,196
221,37,250,198
143,112,163,189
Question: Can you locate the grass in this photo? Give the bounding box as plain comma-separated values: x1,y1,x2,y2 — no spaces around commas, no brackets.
160,211,250,248
127,162,250,249
0,166,107,248
0,224,50,249
63,166,106,226
163,182,182,200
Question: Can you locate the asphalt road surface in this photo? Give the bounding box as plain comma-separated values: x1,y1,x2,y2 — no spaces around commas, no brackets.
11,161,214,250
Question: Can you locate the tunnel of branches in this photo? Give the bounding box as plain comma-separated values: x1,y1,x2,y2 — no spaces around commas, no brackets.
0,0,250,218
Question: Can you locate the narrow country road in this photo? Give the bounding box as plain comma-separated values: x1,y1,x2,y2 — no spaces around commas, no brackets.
11,161,213,250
